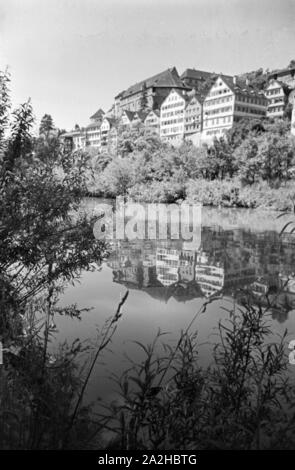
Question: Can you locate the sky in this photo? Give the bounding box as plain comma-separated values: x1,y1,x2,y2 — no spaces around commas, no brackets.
0,0,295,131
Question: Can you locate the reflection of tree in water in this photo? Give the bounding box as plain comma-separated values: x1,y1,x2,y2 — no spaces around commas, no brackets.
107,226,295,318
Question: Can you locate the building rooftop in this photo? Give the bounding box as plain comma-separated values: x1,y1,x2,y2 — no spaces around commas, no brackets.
89,108,105,120
265,78,292,94
123,110,136,121
218,75,268,99
181,68,216,81
268,66,295,79
134,110,149,121
145,109,160,118
115,67,187,100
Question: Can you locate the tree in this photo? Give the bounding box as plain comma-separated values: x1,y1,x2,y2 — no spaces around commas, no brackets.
102,157,134,195
238,68,268,91
226,118,265,150
39,113,55,138
206,137,235,179
197,74,218,95
234,132,295,185
0,69,108,448
140,81,148,111
233,136,260,184
257,133,295,184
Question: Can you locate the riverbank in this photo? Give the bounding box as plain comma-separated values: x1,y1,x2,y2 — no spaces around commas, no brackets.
87,177,295,211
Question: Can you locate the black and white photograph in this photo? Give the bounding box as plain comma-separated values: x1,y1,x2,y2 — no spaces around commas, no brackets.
1,0,295,458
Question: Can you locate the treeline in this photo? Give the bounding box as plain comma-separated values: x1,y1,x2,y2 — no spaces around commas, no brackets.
88,117,295,210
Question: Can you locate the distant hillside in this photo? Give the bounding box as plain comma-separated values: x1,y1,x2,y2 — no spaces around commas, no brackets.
238,59,295,91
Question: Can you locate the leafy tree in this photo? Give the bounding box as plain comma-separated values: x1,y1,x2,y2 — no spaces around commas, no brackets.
234,132,295,185
207,137,235,179
233,137,260,184
257,133,295,184
140,81,148,111
102,157,134,195
0,69,10,154
238,68,268,91
0,69,108,448
226,118,265,150
283,102,293,121
264,118,291,136
39,113,55,138
197,74,218,95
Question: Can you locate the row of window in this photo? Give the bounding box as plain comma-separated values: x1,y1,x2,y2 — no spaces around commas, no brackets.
186,106,201,115
161,109,184,118
204,116,232,126
208,88,231,97
235,107,265,115
185,124,200,131
88,133,100,139
236,95,266,105
268,106,284,113
268,98,284,104
205,106,232,116
204,96,233,107
161,126,183,135
161,118,184,126
265,88,282,96
161,101,184,111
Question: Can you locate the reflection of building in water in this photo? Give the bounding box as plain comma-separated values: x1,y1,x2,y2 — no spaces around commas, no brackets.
279,273,295,293
179,250,196,282
156,248,180,286
195,246,257,297
106,227,295,308
155,248,196,286
250,274,280,297
195,252,224,297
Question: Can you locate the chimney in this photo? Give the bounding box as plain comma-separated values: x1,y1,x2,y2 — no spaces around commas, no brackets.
233,75,237,85
246,78,249,86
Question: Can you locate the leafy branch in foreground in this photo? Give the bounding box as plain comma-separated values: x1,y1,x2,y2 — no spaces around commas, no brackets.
105,294,295,450
0,69,111,449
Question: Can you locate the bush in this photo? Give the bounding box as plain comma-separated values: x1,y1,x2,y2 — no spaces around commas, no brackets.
186,179,295,210
128,179,185,203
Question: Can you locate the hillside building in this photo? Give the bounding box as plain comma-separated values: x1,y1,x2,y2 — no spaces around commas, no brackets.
114,67,188,117
264,79,290,118
202,75,267,141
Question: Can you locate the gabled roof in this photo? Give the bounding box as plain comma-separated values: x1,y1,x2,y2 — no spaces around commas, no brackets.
161,88,188,107
102,116,117,128
122,110,135,121
181,68,233,83
145,109,160,119
181,68,215,81
90,108,105,120
210,75,267,99
116,67,187,100
134,110,149,121
86,122,101,129
185,90,204,106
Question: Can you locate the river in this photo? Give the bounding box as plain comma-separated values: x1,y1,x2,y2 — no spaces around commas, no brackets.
55,199,295,405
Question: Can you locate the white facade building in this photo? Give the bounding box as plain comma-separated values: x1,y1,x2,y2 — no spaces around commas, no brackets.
144,110,160,133
202,75,267,142
160,89,186,145
264,79,287,118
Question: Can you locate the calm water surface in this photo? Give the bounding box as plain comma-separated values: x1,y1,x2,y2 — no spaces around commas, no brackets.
56,200,295,404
